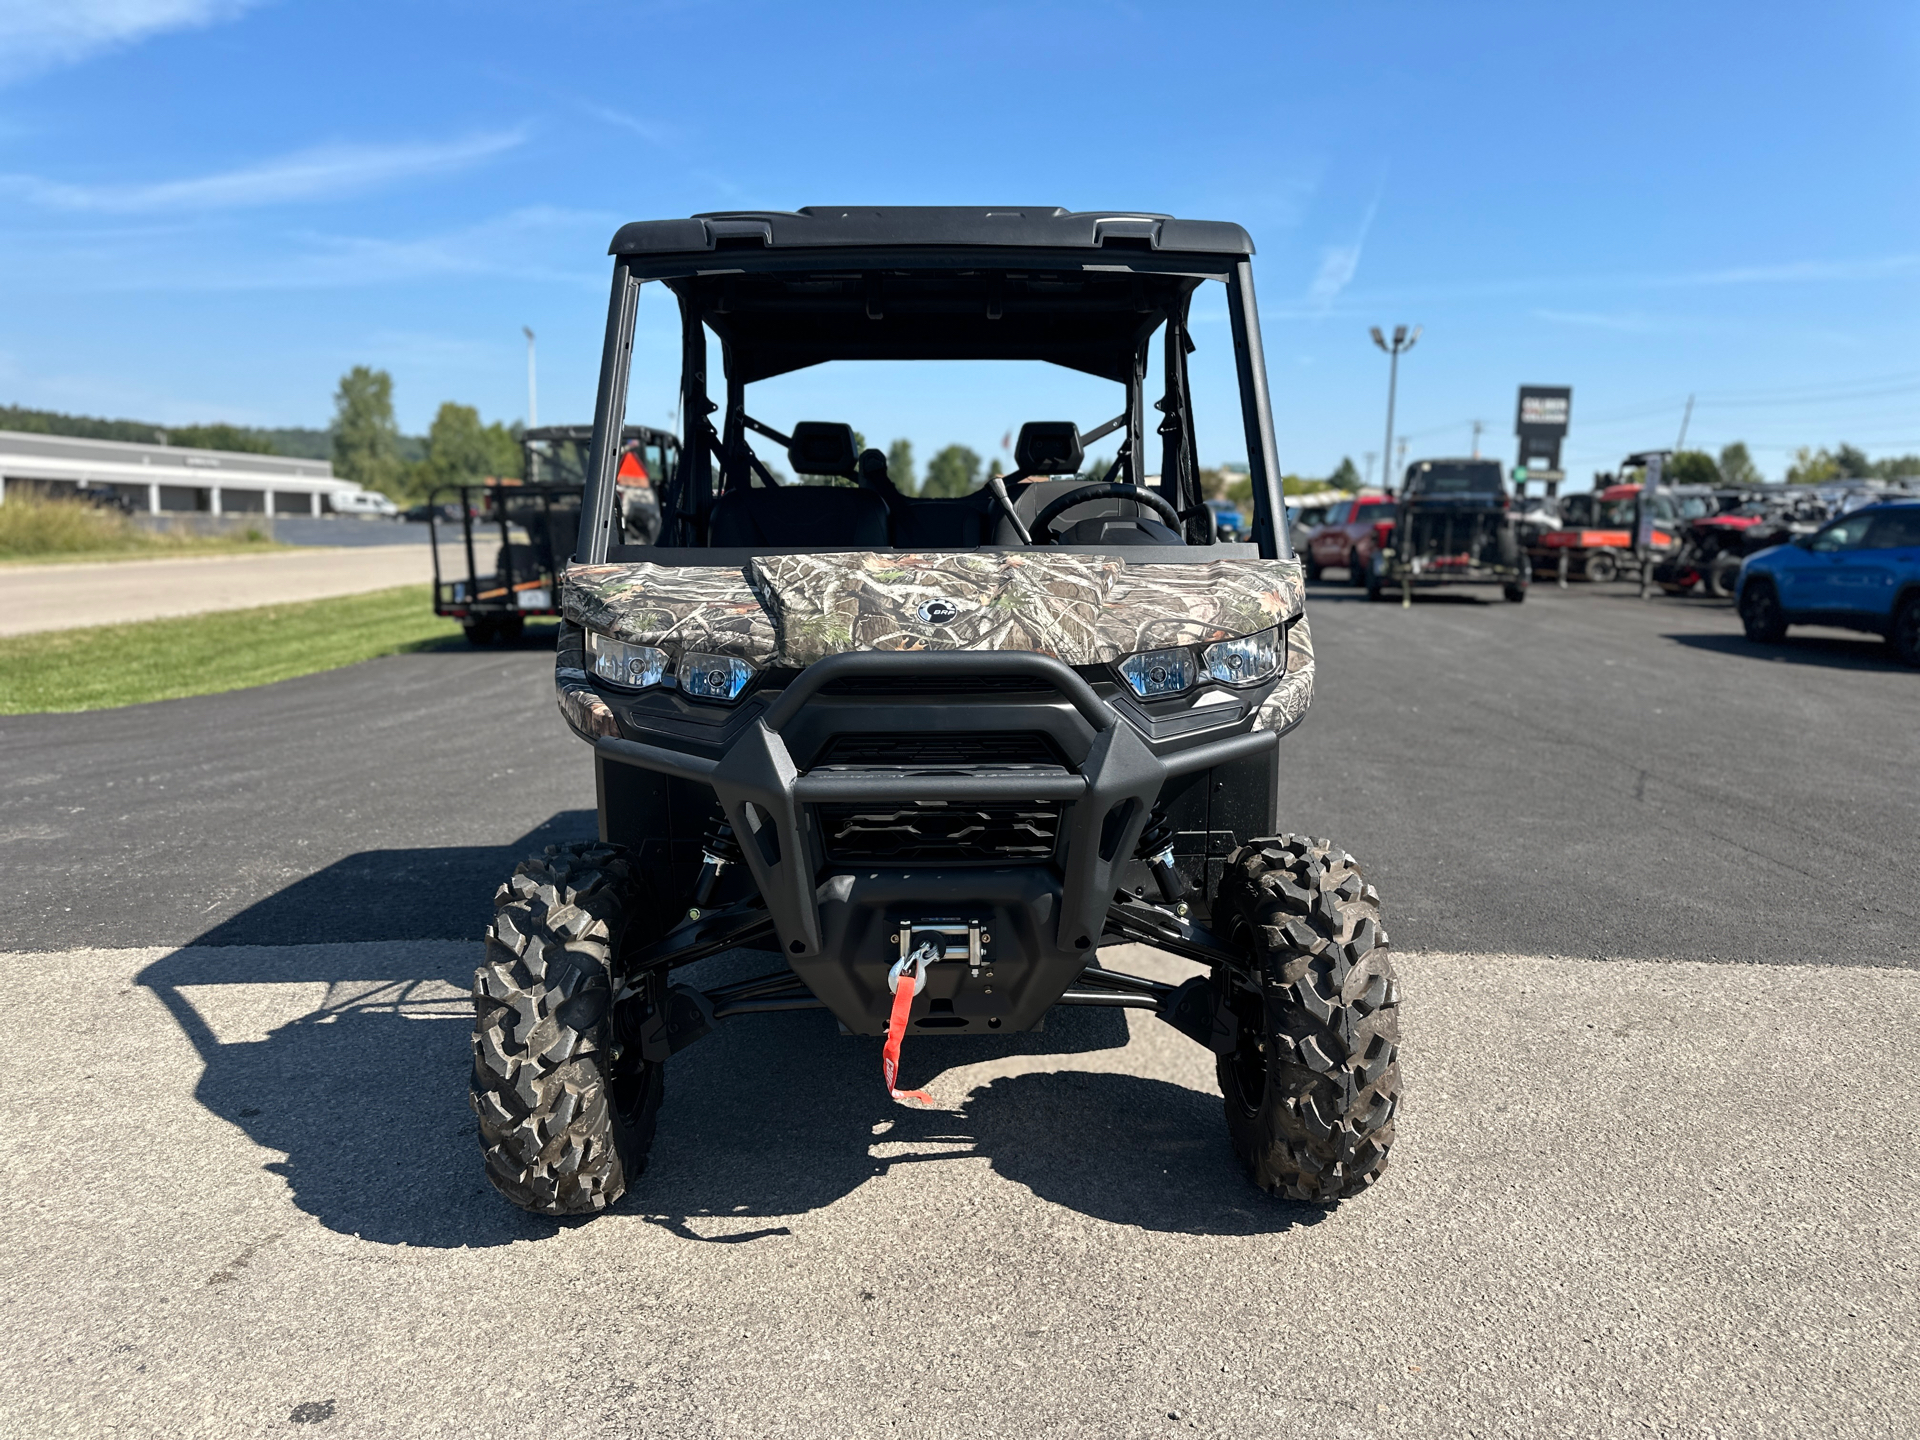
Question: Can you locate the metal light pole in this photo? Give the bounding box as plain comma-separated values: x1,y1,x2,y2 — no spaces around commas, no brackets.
1370,324,1421,493
522,326,538,429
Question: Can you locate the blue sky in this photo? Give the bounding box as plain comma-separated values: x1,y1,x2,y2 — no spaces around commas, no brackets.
1,1,1916,488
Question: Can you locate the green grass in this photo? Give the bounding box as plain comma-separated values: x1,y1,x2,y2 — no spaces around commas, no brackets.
0,493,283,563
0,585,472,714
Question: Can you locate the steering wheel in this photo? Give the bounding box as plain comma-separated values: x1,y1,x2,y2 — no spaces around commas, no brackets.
1030,482,1185,544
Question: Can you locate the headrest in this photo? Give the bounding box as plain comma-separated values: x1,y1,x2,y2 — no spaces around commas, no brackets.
1014,421,1084,475
788,421,859,477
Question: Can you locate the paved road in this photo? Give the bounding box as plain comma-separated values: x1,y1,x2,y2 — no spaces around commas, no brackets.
1,582,1917,1438
2,582,1912,962
272,517,434,548
0,544,436,635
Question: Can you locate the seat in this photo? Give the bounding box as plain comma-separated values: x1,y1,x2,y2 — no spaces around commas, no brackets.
890,492,999,548
708,484,891,548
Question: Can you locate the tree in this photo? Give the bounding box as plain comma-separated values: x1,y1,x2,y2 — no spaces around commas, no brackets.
885,438,916,494
1833,443,1871,478
1871,452,1920,480
1326,456,1362,491
414,403,522,499
1666,450,1720,487
1785,446,1839,485
331,366,404,497
1718,441,1763,488
165,423,276,454
921,444,982,498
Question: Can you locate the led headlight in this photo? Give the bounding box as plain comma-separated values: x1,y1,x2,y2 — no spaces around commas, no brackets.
1117,645,1197,699
680,651,756,702
1201,626,1284,687
585,630,667,690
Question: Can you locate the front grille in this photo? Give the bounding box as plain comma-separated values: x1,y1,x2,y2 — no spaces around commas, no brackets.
817,801,1061,863
820,673,1056,697
813,731,1065,768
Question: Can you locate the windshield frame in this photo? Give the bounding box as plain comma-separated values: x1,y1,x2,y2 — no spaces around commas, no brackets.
576,246,1289,564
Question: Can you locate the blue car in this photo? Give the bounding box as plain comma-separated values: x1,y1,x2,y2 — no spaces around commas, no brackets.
1737,499,1920,666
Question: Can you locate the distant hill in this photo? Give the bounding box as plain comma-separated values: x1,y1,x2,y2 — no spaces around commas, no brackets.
0,405,425,463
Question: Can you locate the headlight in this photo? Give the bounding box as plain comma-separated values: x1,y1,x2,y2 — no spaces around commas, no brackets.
1117,646,1197,699
586,631,667,690
1201,626,1283,687
680,651,756,702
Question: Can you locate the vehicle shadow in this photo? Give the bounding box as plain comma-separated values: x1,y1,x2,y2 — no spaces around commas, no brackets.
1665,631,1906,672
189,809,599,946
408,621,562,655
139,860,1318,1249
636,951,1323,1240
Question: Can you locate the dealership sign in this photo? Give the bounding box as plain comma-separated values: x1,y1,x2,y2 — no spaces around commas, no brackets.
1516,385,1572,438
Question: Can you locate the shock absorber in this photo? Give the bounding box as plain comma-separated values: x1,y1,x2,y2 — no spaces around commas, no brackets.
689,815,743,916
1134,809,1187,908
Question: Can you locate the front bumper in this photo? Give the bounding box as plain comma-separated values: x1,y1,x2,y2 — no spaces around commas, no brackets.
591,649,1277,1034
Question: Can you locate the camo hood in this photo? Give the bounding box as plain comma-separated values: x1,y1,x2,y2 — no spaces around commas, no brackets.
559,551,1312,734
565,552,1303,664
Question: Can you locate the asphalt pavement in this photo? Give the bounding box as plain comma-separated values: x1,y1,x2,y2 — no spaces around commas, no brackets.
2,579,1912,962
1,580,1916,1439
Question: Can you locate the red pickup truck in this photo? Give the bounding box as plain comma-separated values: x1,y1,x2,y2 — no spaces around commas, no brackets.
1304,493,1398,583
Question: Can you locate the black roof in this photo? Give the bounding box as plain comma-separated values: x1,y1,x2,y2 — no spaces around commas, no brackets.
525,424,676,445
608,207,1254,258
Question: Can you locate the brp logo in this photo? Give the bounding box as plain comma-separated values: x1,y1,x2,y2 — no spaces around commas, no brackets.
918,598,962,625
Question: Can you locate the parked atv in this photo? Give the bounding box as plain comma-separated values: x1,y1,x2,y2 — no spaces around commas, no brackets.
1531,481,1692,583
469,207,1401,1216
1652,490,1830,597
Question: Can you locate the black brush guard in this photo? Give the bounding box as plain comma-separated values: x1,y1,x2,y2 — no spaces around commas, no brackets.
594,650,1271,1036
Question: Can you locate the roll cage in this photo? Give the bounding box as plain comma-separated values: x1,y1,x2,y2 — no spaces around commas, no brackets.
572,208,1290,565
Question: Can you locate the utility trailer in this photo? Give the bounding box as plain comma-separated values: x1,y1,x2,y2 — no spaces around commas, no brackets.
1366,457,1528,603
430,425,677,645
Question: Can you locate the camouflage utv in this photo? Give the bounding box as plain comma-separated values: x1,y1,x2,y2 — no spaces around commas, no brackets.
470,208,1402,1215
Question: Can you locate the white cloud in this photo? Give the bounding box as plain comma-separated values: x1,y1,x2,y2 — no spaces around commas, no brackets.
0,203,619,292
0,0,261,84
1,130,528,212
1304,192,1381,313
1532,308,1662,333
578,103,677,146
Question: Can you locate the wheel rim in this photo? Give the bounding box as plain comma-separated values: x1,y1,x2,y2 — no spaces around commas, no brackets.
1743,584,1778,632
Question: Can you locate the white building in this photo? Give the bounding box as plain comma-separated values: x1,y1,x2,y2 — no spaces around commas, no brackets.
0,430,379,516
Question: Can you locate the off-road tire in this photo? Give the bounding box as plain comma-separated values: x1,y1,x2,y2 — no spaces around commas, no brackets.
1889,593,1920,668
1584,551,1618,584
1212,835,1401,1203
470,842,663,1214
1706,554,1742,599
1503,582,1527,603
1346,548,1366,586
1305,552,1322,583
1739,577,1789,643
1365,556,1388,602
